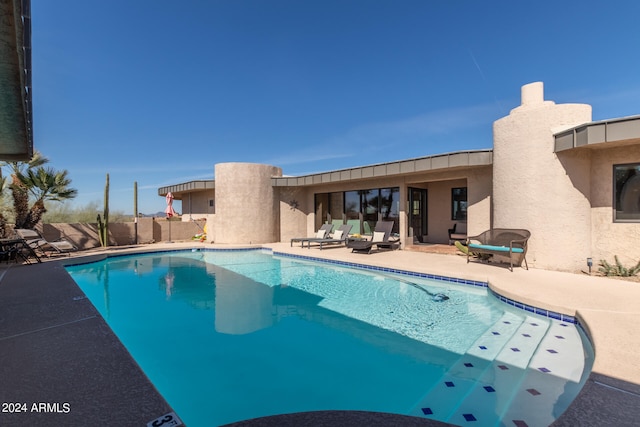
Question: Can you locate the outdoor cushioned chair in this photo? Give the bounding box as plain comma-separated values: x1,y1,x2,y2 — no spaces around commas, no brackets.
347,220,400,254
466,228,530,271
304,224,353,249
14,228,77,257
448,222,467,245
290,223,333,247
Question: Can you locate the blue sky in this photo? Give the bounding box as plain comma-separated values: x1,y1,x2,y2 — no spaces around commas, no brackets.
32,0,640,215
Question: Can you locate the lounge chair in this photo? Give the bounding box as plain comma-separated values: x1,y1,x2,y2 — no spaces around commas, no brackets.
0,237,41,264
14,228,77,257
290,223,333,247
346,221,400,254
304,224,353,249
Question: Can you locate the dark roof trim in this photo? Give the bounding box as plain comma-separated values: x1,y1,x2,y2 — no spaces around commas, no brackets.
156,150,493,196
158,180,215,198
554,115,640,152
271,149,493,187
0,0,33,160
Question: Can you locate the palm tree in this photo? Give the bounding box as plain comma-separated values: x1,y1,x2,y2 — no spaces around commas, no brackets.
17,167,78,229
0,152,77,230
0,174,8,237
2,151,49,230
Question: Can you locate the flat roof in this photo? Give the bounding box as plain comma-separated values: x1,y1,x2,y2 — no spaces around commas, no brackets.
158,180,215,198
271,149,493,187
554,115,640,152
157,150,493,195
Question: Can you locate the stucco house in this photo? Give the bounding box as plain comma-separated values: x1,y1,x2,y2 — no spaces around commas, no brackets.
159,82,640,272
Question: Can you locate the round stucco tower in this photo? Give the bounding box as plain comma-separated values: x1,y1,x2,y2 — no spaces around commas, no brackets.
214,162,282,244
493,82,592,271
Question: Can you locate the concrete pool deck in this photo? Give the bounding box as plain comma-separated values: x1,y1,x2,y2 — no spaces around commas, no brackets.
0,241,638,426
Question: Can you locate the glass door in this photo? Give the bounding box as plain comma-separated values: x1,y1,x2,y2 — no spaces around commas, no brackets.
409,188,428,242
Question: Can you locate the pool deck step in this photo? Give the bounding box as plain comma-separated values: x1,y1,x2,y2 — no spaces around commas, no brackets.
493,315,551,369
410,314,591,426
408,312,525,420
409,313,562,425
465,311,525,361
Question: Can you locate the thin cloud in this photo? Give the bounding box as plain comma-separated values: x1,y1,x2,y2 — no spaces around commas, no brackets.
328,103,499,148
257,103,498,172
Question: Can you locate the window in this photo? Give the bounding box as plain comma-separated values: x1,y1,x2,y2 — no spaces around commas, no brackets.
329,192,343,224
314,193,329,230
451,187,467,220
615,163,640,221
362,189,379,235
380,187,400,234
344,191,361,234
315,187,399,235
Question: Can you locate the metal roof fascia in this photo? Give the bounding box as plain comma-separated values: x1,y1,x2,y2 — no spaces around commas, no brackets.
554,115,640,152
270,149,493,186
158,180,215,196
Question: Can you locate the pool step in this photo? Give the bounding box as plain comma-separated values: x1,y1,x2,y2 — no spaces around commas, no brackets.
493,315,551,369
526,320,585,382
497,320,589,426
443,316,552,424
465,311,525,361
409,313,557,425
408,312,525,420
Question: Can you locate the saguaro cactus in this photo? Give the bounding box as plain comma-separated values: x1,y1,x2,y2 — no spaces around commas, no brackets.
98,174,110,247
133,181,138,244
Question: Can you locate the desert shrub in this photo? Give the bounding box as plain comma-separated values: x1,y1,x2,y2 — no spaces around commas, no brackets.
42,201,131,224
598,256,640,277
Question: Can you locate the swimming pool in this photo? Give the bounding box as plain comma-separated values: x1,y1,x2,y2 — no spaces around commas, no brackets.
66,249,593,427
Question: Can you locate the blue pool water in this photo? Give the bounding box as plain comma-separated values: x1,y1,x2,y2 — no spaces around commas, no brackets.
66,249,592,427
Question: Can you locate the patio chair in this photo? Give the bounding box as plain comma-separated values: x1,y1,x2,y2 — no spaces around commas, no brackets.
466,228,530,271
448,222,467,245
346,221,400,254
290,223,333,247
304,224,353,249
14,228,77,257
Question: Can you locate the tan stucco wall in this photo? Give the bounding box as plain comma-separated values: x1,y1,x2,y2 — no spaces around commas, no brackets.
40,218,205,248
277,187,309,242
590,144,640,267
214,163,282,244
425,178,466,244
181,190,214,221
205,214,216,242
493,82,592,271
467,166,493,237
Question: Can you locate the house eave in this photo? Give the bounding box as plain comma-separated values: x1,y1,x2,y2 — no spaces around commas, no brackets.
554,115,640,152
158,180,215,199
271,149,493,187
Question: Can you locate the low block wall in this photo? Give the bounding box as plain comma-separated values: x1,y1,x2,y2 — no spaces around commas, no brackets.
37,218,206,250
